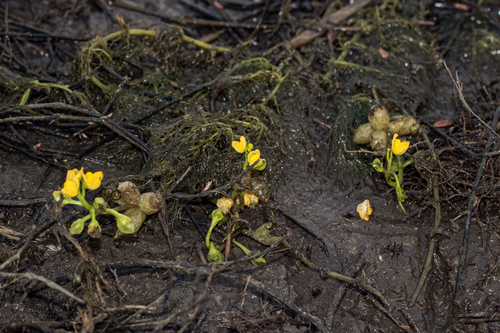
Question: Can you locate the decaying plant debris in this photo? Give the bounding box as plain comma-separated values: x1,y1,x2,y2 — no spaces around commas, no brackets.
1,0,500,332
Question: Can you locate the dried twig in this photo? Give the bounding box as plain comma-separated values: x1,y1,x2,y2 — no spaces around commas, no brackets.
0,271,85,304
444,62,500,139
409,131,442,306
454,106,500,300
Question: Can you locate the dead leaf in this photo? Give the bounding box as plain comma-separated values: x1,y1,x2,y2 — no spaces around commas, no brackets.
453,3,469,11
433,120,453,127
379,48,389,59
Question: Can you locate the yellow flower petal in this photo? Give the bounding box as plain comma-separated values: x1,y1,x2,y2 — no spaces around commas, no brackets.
217,197,234,215
391,134,410,155
232,136,247,153
61,180,79,198
66,169,80,186
247,149,263,168
357,200,373,221
82,171,103,190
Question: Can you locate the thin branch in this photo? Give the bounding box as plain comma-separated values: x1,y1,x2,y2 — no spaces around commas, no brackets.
0,271,85,304
454,105,500,300
444,62,500,139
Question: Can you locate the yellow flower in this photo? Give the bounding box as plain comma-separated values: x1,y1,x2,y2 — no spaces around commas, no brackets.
61,169,80,198
217,197,234,215
61,180,78,198
247,149,264,168
232,136,247,153
357,200,373,221
82,171,103,190
392,134,410,155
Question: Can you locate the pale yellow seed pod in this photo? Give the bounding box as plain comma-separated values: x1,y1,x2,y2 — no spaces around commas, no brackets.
138,192,161,215
370,130,388,151
217,197,234,215
387,115,419,136
353,123,374,144
117,181,141,206
368,105,390,131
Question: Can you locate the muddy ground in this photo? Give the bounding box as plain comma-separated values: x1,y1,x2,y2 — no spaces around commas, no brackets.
1,0,500,332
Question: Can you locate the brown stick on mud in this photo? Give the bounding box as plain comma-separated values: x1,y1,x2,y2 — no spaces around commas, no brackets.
266,0,371,53
454,106,500,300
111,0,273,29
0,271,85,304
408,131,442,306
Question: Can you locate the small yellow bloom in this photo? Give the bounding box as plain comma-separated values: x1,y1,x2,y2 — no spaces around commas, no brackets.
82,171,103,190
247,149,264,168
392,134,410,155
357,200,373,221
217,197,234,214
61,169,80,197
61,180,79,198
232,136,247,153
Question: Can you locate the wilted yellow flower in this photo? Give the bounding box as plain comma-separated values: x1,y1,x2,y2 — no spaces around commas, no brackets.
217,197,234,214
357,200,373,221
61,169,80,197
391,134,410,155
82,171,103,190
247,149,264,168
232,136,247,153
243,190,258,208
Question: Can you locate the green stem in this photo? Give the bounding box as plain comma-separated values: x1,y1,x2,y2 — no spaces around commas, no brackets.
76,190,93,211
90,76,107,90
396,155,404,184
62,198,83,207
36,82,73,94
262,73,288,106
90,29,230,53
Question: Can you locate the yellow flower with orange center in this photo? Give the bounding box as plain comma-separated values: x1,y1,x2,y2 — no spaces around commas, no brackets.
391,134,410,155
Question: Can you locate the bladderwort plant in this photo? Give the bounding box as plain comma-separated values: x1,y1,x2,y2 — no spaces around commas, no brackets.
204,136,266,264
53,168,134,237
372,134,413,213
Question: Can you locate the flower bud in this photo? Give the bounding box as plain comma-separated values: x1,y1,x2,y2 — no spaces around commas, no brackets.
87,219,102,238
107,208,134,234
53,191,61,202
115,207,147,237
207,242,224,262
69,214,91,235
372,158,384,172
